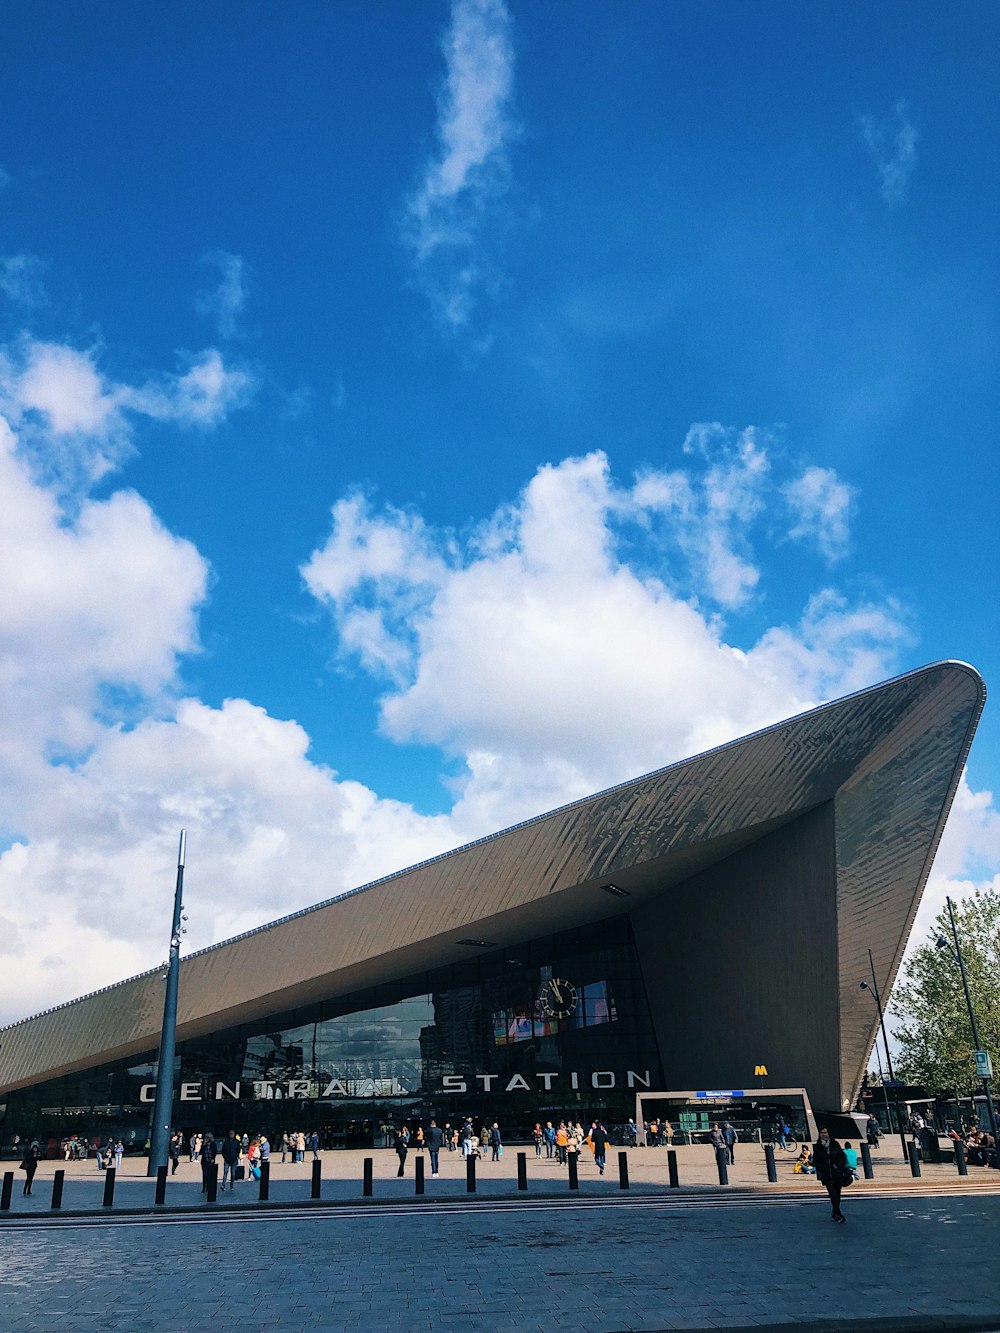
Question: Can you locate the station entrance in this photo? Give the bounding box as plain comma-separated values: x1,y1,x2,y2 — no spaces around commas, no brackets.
634,1086,817,1146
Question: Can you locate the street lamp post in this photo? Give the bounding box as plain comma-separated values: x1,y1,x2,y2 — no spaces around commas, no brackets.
860,948,909,1162
937,896,1000,1168
147,831,187,1177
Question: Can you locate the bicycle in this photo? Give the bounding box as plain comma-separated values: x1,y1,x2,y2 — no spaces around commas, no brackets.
764,1126,799,1153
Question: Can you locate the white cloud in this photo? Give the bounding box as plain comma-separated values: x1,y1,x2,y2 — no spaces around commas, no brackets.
860,100,918,206
0,401,458,1023
783,464,856,562
0,340,255,490
403,0,516,331
0,253,48,307
195,250,248,339
304,439,910,829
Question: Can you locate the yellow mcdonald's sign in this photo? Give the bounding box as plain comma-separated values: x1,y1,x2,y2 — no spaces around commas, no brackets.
754,1064,768,1077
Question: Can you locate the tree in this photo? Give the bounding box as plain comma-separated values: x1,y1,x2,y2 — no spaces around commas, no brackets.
890,888,1000,1096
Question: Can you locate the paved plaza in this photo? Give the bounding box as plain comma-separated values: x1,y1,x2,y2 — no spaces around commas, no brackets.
1,1146,1000,1332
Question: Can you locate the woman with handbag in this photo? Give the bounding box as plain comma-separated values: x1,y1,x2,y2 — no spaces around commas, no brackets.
812,1127,851,1223
19,1142,40,1195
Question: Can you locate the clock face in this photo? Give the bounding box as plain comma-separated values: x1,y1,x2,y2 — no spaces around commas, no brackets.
539,977,578,1019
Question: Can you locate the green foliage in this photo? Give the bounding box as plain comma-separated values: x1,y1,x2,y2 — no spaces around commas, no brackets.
890,889,1000,1096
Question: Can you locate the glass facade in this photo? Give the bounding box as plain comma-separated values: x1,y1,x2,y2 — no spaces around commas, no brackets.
1,917,663,1152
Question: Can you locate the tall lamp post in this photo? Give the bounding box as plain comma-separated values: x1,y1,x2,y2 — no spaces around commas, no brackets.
860,947,908,1162
147,830,187,1177
936,895,1000,1168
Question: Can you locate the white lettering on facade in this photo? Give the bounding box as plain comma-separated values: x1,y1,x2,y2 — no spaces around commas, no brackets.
255,1080,275,1099
215,1081,241,1100
627,1070,651,1089
505,1074,530,1092
140,1083,156,1103
180,1082,202,1101
321,1080,348,1096
476,1074,498,1091
570,1072,579,1090
287,1080,311,1099
591,1071,615,1089
443,1075,467,1093
536,1073,556,1090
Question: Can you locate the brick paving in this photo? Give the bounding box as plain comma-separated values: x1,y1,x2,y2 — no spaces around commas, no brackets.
1,1145,999,1332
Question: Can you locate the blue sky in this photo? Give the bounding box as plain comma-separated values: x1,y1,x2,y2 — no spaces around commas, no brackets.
0,1,997,1022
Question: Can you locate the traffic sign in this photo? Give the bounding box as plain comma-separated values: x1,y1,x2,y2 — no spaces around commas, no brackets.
975,1050,993,1079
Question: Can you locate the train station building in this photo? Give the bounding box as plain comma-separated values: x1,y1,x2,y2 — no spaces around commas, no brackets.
0,661,984,1150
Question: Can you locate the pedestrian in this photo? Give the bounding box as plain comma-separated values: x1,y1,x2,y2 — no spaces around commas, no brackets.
843,1141,859,1180
866,1116,881,1148
19,1142,39,1195
709,1122,725,1151
281,1131,290,1163
444,1122,454,1151
489,1122,502,1162
426,1119,444,1177
533,1123,544,1158
169,1131,183,1175
394,1127,408,1177
556,1122,568,1165
813,1126,850,1223
588,1121,608,1175
201,1133,217,1193
722,1121,737,1165
259,1133,270,1165
309,1129,320,1160
567,1126,581,1172
221,1130,241,1190
295,1130,306,1162
461,1119,474,1158
627,1118,638,1147
114,1138,124,1170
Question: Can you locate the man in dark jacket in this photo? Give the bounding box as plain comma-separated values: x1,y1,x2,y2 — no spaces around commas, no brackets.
488,1122,502,1162
426,1120,444,1177
722,1121,738,1165
813,1127,849,1223
220,1130,241,1190
589,1122,609,1175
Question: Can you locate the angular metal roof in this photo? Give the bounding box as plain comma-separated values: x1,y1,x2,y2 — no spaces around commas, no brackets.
0,660,984,1107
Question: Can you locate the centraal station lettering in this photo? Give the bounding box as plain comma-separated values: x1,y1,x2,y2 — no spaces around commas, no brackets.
139,1070,653,1102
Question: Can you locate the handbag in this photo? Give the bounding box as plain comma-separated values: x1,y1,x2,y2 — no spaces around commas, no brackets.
497,1145,503,1156
838,1165,854,1187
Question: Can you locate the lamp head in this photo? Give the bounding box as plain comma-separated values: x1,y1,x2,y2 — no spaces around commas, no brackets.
859,981,869,991
935,936,948,951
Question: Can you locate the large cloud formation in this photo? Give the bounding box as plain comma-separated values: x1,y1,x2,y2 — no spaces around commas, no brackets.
1,354,994,1028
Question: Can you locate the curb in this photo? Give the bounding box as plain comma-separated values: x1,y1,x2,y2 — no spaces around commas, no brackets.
611,1319,1000,1333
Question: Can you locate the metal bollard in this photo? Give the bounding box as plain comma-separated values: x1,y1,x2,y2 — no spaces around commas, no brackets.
715,1145,729,1185
154,1164,168,1205
860,1142,874,1179
954,1142,968,1177
311,1158,321,1199
568,1152,579,1190
516,1151,527,1191
259,1160,270,1201
907,1140,922,1177
619,1151,631,1190
363,1157,373,1196
466,1154,476,1193
102,1166,116,1207
0,1172,12,1210
206,1162,218,1203
415,1156,424,1195
667,1149,679,1188
764,1144,777,1183
51,1169,65,1210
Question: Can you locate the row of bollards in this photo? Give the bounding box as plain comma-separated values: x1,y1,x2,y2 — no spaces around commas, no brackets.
0,1140,976,1213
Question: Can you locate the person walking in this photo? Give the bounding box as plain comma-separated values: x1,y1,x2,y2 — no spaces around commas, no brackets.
168,1131,183,1175
114,1138,124,1170
394,1127,408,1177
19,1142,39,1195
589,1121,608,1175
426,1120,444,1178
813,1127,850,1223
533,1123,544,1158
281,1131,290,1163
221,1130,241,1190
543,1122,556,1159
556,1122,569,1165
309,1129,320,1160
259,1133,270,1167
722,1121,737,1165
488,1122,502,1162
461,1119,474,1158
